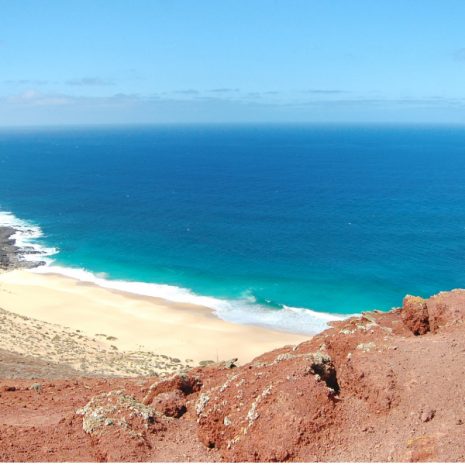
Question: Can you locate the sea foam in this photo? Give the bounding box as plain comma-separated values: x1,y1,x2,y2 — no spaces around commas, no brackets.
33,265,343,334
1,210,343,335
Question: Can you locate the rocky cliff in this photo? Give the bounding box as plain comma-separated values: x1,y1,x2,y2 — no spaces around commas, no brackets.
2,290,465,462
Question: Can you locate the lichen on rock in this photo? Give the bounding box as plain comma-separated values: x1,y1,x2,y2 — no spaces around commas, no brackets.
77,390,156,436
195,393,210,416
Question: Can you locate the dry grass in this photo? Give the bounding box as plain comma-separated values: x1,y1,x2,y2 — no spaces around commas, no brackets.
0,307,191,377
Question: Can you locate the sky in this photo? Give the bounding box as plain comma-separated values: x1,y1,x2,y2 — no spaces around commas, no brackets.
1,0,465,125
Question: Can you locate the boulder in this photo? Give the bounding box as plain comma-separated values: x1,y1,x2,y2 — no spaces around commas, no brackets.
77,390,156,436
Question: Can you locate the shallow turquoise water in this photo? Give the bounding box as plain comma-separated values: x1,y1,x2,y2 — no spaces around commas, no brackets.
1,124,465,333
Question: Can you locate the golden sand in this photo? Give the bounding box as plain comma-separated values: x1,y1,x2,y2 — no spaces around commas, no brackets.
0,270,308,371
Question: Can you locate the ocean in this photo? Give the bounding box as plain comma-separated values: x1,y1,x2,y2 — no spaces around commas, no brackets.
1,124,465,334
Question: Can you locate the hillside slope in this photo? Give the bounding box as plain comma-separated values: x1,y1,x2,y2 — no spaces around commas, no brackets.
2,290,465,462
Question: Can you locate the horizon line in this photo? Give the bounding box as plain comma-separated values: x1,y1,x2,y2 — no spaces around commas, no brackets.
1,121,465,130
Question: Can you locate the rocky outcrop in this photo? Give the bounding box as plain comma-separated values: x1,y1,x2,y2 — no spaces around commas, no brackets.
142,373,202,405
401,295,430,335
190,290,465,461
0,226,45,270
3,289,465,461
77,390,158,436
142,373,202,419
195,349,339,461
400,290,465,335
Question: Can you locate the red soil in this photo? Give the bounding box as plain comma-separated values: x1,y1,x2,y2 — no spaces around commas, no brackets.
2,290,465,462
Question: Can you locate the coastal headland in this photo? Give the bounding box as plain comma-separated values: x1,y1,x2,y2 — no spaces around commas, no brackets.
2,286,465,461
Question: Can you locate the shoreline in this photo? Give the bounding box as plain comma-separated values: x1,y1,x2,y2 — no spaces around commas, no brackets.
0,215,342,336
0,220,312,369
0,269,309,367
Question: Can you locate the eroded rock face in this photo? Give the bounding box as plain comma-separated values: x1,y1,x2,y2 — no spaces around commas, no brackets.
142,373,202,406
151,389,187,418
427,290,465,331
190,289,465,461
400,290,465,335
195,350,339,461
401,295,430,335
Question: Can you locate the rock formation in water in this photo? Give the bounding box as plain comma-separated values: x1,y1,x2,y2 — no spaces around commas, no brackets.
0,226,45,270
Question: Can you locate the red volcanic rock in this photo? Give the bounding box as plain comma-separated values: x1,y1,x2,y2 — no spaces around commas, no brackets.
76,389,157,436
2,385,17,392
142,373,202,405
195,350,339,461
427,289,465,331
400,291,465,335
3,289,465,461
401,295,430,335
152,389,187,418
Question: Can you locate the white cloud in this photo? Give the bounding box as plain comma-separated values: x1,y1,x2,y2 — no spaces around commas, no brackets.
6,90,71,106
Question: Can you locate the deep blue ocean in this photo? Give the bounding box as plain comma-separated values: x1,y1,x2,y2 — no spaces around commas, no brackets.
1,124,465,333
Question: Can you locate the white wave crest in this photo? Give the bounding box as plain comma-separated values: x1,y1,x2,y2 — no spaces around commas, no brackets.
214,301,344,335
34,265,344,335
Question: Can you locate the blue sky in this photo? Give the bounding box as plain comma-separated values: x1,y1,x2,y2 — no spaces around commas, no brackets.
1,0,465,125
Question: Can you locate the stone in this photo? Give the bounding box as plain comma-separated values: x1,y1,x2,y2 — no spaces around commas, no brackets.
30,383,42,393
77,390,155,436
420,409,436,423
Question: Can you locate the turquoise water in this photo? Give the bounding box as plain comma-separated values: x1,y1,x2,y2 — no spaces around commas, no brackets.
1,124,465,333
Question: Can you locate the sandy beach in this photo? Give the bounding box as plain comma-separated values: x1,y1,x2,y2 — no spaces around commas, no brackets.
0,270,308,373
